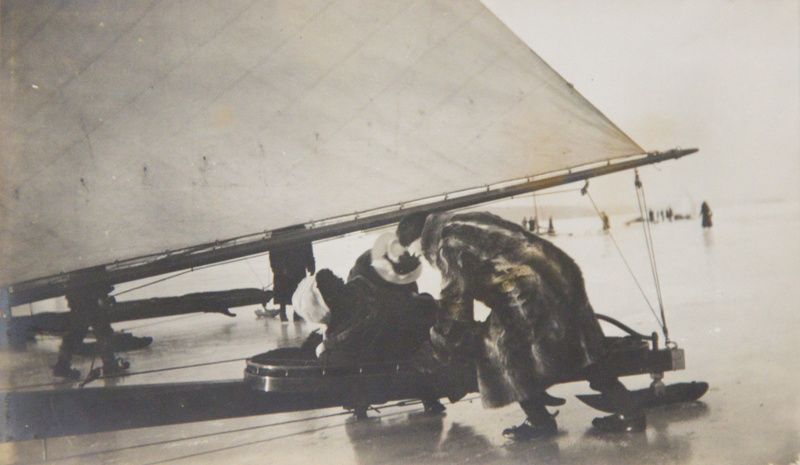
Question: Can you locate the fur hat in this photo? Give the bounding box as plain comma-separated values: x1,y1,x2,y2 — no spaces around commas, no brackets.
370,232,422,285
396,212,430,246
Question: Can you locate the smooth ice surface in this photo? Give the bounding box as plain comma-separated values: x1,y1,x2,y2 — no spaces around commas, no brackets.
1,200,798,464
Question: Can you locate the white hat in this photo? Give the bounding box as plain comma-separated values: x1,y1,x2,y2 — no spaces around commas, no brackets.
370,232,423,285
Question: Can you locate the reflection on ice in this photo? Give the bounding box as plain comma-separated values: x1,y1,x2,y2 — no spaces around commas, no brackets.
340,401,711,465
703,229,714,248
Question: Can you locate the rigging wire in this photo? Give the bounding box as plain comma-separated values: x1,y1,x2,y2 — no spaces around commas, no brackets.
144,421,359,464
245,259,265,289
111,269,196,298
139,395,482,465
25,392,477,464
581,184,664,330
632,170,670,342
36,396,445,465
110,252,272,298
79,357,249,386
39,409,359,464
3,378,80,391
2,357,249,391
23,382,481,464
103,253,275,331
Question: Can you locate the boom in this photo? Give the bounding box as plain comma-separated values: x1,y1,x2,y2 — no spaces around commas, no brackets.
5,148,697,307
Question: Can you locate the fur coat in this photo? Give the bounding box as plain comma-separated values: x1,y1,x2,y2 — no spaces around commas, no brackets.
420,211,606,408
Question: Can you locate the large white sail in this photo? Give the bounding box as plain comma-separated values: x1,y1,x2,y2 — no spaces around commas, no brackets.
1,0,644,286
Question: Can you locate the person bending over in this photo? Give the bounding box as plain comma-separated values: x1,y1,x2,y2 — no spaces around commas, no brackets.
397,211,645,440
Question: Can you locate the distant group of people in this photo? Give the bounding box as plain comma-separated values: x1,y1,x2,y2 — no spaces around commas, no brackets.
623,201,714,229
648,207,675,223
525,213,610,234
650,202,713,228
521,216,555,236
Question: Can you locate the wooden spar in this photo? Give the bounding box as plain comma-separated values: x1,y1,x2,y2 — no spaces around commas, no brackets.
6,289,273,337
6,148,697,306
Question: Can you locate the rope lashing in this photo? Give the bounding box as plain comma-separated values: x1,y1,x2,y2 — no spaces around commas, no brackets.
632,170,670,342
580,181,665,331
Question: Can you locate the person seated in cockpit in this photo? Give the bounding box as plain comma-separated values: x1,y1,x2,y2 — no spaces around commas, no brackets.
293,232,445,413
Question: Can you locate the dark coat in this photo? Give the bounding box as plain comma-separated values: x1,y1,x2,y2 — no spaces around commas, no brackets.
700,202,713,228
420,211,606,408
314,252,438,364
269,242,315,305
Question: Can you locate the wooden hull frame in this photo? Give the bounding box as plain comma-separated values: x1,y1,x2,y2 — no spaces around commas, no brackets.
243,338,686,402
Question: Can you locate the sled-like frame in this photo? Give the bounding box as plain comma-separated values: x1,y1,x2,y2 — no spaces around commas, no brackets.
245,340,682,396
244,314,700,412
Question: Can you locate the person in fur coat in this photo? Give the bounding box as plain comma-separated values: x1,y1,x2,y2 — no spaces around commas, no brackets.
397,211,645,440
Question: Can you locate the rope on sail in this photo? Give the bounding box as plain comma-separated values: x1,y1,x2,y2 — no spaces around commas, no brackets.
581,183,664,330
111,269,196,297
111,251,274,298
633,170,670,342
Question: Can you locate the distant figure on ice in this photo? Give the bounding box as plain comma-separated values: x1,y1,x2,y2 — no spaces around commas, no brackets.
530,217,539,234
52,279,129,379
521,217,528,230
397,212,646,441
269,229,316,321
601,212,611,232
700,201,713,228
547,216,555,235
648,209,655,223
625,216,644,226
666,207,674,222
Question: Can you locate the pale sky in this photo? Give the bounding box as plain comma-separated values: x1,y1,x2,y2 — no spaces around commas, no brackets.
485,0,799,210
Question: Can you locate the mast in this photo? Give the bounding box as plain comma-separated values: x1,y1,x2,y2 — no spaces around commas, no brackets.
6,148,697,307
